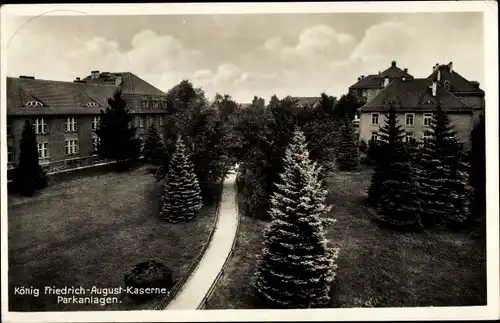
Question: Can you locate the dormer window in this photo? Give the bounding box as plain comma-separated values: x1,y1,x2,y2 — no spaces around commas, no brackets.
444,81,451,91
85,102,100,108
25,101,43,107
141,97,149,109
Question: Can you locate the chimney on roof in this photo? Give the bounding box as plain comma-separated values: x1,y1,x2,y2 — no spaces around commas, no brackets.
471,81,480,89
115,75,123,86
404,68,408,73
384,76,390,87
357,76,361,81
432,80,437,97
73,77,83,83
91,70,100,80
437,69,441,81
19,75,35,79
391,61,396,67
448,61,453,73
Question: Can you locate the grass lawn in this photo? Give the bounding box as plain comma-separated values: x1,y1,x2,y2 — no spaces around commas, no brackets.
8,165,220,312
205,167,487,309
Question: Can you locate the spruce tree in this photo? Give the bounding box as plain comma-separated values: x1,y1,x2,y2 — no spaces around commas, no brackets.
160,135,203,223
143,123,164,165
336,117,360,170
469,114,486,215
419,104,472,227
14,120,47,196
375,105,422,228
253,129,339,309
95,89,141,170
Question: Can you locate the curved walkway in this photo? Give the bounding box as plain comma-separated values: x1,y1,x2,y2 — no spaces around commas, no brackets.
166,172,239,310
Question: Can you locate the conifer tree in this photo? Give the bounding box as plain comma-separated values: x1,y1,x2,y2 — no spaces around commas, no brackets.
160,135,203,223
374,104,422,228
336,117,360,170
14,120,47,196
469,114,486,215
419,104,472,227
143,123,164,165
253,129,339,309
95,89,141,170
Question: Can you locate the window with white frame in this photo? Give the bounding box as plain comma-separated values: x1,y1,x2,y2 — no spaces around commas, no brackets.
92,116,100,131
139,116,144,128
65,117,77,132
423,130,433,141
37,142,49,159
423,113,433,127
65,139,79,155
405,132,414,143
361,90,367,97
8,145,13,163
405,113,414,126
371,131,378,142
371,113,379,125
149,115,154,125
33,118,47,134
92,135,100,154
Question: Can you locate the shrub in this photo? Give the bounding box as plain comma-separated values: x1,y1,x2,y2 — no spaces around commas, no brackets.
124,260,174,302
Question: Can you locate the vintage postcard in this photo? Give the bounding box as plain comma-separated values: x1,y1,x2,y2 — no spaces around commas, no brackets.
1,1,498,322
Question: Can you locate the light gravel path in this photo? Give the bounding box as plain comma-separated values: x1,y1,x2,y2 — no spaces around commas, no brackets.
166,172,238,310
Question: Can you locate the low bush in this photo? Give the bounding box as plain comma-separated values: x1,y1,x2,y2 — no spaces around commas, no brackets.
124,260,174,302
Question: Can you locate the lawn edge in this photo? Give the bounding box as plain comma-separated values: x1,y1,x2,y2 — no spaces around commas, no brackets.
152,179,224,310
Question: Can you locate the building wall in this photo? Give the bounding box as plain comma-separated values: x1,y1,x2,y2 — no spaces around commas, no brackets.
358,111,474,149
455,95,484,126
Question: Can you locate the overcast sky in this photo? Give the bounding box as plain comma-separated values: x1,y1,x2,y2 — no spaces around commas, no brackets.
4,12,484,103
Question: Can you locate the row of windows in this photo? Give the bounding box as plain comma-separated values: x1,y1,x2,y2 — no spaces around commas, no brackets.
7,115,166,136
370,130,433,143
142,100,167,110
7,137,100,164
370,113,433,127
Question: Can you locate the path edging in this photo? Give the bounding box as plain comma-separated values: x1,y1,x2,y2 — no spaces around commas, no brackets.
153,179,224,310
196,172,242,310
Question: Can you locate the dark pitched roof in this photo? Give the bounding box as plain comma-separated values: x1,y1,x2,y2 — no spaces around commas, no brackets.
290,96,321,107
81,72,167,97
428,64,484,95
360,78,472,113
7,77,118,116
350,61,414,89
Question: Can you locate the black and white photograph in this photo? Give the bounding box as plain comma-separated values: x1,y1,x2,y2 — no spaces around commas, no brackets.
1,2,498,322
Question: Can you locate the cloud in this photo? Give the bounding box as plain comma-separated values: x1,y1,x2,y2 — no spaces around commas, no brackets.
7,28,203,92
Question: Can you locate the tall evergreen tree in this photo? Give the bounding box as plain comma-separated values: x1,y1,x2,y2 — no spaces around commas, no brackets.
469,114,486,216
419,104,472,227
95,89,141,169
336,117,360,170
253,129,339,309
160,136,203,223
14,120,47,196
143,123,164,165
374,104,422,228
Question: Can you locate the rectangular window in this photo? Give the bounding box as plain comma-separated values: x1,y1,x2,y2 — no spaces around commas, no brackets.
139,116,144,128
149,115,154,125
37,142,49,159
371,113,379,125
159,115,164,126
423,113,433,127
65,140,79,155
405,113,414,126
92,135,100,154
405,132,414,143
33,118,47,134
142,100,148,109
65,117,77,132
423,130,433,141
371,131,378,142
362,90,367,97
92,116,100,131
8,145,13,163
